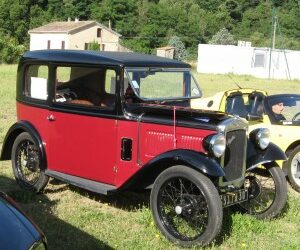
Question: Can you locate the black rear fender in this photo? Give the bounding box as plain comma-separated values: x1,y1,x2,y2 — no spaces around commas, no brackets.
0,121,47,170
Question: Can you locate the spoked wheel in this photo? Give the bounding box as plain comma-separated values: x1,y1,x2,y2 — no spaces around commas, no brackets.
286,145,300,192
11,132,49,192
150,166,222,247
238,162,287,219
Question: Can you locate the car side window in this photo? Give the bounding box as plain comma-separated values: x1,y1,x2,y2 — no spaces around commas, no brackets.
24,65,48,100
54,66,116,109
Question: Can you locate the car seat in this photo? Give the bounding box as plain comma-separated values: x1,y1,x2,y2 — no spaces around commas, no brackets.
226,95,248,118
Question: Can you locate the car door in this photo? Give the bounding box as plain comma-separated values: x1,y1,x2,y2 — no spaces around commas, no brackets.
47,65,118,185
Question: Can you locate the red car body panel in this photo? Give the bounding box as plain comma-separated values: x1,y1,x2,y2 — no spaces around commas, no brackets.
115,121,215,187
17,103,50,156
48,110,117,184
17,103,215,187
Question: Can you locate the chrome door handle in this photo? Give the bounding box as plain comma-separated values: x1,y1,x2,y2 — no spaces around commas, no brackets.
47,114,55,121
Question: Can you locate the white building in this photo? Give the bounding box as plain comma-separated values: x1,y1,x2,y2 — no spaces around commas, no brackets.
28,20,126,52
197,43,300,80
156,46,175,59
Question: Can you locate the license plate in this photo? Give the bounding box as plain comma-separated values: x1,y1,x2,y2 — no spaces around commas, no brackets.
220,189,248,207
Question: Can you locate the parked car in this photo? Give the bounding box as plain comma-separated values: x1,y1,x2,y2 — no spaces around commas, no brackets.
0,191,47,250
192,89,300,192
1,50,288,247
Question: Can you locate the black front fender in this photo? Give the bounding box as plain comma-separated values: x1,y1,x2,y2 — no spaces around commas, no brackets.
0,121,47,170
145,149,225,177
246,142,287,170
119,149,225,191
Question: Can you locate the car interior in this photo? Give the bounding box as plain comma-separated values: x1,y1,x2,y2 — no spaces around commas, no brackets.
225,94,248,118
55,66,116,109
225,92,265,118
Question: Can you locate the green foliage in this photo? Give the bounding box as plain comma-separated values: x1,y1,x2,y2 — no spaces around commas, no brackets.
0,35,25,64
0,0,300,57
88,40,100,51
168,36,187,61
209,28,236,45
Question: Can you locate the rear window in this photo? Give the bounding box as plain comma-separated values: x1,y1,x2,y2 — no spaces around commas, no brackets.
24,65,48,100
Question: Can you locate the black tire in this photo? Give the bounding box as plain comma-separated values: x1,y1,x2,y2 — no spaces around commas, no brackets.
11,132,49,192
285,145,300,192
150,165,223,247
238,162,287,219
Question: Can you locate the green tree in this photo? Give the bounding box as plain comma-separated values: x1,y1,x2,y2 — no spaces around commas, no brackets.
0,35,25,63
209,28,236,45
91,0,138,35
0,0,299,59
168,36,187,61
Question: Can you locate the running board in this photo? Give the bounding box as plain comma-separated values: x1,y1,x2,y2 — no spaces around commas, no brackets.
45,170,117,195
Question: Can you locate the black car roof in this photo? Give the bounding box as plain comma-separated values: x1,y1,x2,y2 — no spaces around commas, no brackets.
268,94,300,99
22,50,190,68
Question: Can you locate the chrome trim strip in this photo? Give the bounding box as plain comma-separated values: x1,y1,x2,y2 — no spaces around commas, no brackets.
217,116,248,134
246,160,272,172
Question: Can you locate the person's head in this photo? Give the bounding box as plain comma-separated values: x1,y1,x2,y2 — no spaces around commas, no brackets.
272,102,284,115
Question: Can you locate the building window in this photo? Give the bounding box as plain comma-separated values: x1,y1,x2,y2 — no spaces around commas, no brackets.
101,44,105,51
47,40,51,49
61,41,65,49
97,28,102,38
84,43,88,50
254,53,265,68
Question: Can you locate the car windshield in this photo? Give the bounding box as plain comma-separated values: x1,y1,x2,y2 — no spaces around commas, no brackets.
124,67,201,101
267,95,300,123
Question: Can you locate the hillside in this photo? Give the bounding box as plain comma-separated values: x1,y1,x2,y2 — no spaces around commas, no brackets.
0,0,299,62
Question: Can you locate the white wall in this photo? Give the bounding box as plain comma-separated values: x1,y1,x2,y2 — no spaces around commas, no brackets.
197,44,300,80
68,25,119,50
30,33,69,51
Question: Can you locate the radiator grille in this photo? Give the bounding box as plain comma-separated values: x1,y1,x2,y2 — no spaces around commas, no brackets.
222,130,246,182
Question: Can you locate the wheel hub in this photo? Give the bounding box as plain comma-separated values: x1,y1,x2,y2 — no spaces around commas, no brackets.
291,153,300,181
175,205,182,215
246,176,261,199
26,150,39,171
175,195,199,217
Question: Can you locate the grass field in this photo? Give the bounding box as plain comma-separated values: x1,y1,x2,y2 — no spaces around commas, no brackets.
0,64,300,250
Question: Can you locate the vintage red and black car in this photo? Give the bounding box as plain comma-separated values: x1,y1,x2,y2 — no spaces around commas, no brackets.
1,50,288,247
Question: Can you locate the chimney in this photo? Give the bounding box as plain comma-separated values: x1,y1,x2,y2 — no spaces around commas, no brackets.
67,17,71,22
108,20,111,29
75,18,79,22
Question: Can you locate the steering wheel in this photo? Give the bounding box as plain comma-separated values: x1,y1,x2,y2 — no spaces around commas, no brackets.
292,112,300,121
55,93,66,102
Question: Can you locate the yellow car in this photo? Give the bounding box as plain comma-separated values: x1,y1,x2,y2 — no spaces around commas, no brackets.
192,89,300,192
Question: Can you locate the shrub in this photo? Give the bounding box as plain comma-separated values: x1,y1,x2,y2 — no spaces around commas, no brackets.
0,36,25,64
88,40,100,51
168,36,187,61
209,28,236,45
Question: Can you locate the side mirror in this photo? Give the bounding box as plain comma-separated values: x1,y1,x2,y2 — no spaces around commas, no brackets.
246,113,263,122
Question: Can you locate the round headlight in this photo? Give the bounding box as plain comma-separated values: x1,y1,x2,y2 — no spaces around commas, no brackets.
255,128,270,150
208,134,226,158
